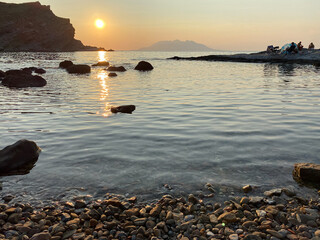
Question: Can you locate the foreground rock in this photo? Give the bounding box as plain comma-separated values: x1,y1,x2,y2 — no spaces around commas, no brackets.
111,105,136,114
0,186,319,240
2,70,47,88
0,139,41,176
134,61,154,71
92,61,109,67
293,163,320,186
66,64,91,74
107,66,126,72
59,60,74,69
169,49,320,65
0,2,100,51
0,70,5,80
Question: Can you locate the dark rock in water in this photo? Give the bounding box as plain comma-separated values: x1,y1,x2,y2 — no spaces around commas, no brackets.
0,139,41,176
67,64,91,74
111,105,136,114
293,163,320,186
92,61,109,67
107,66,126,72
108,73,117,77
59,60,74,69
2,70,47,88
134,61,154,71
35,68,46,74
0,2,100,52
0,70,4,79
5,69,27,76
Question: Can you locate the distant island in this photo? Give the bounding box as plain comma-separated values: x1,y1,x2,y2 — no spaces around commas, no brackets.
138,40,215,52
0,1,101,52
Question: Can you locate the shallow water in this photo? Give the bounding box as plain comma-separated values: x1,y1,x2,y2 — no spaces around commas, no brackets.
1,51,320,204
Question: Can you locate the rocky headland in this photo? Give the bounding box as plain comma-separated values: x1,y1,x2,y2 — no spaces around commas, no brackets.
0,2,101,52
169,49,320,65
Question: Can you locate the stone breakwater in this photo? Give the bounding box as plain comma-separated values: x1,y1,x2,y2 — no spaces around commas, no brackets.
0,187,320,240
169,50,320,65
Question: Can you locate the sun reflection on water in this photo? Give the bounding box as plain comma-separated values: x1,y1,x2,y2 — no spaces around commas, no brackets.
98,51,107,62
96,70,112,117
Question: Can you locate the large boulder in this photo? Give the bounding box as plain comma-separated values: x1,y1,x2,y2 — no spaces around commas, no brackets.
59,60,74,69
107,66,126,72
2,70,47,88
293,163,320,186
111,105,136,114
92,61,109,67
134,61,154,71
67,64,91,74
0,139,41,176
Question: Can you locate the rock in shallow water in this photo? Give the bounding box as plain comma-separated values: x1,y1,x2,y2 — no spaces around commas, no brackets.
67,64,91,74
107,66,126,72
293,163,320,185
59,60,74,69
111,105,136,114
0,139,41,176
2,70,47,88
134,61,154,71
92,61,109,67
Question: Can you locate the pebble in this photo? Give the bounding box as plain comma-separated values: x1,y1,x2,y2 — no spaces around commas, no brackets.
229,233,239,240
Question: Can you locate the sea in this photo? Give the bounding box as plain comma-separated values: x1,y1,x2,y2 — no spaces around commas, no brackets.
0,51,320,205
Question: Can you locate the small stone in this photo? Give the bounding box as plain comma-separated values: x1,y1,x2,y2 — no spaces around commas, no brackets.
188,194,198,204
2,195,15,202
134,218,147,226
218,212,237,223
209,214,218,224
264,189,282,197
229,234,239,240
243,185,253,193
30,232,51,240
315,230,320,237
266,229,284,239
74,200,86,209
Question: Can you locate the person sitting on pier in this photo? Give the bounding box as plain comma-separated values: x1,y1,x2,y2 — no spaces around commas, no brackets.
287,42,298,54
308,42,315,49
297,41,303,51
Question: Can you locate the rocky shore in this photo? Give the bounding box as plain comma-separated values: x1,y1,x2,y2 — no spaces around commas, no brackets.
1,186,320,240
169,49,320,65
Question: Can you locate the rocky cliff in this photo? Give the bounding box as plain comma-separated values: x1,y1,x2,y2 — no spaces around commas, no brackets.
0,1,100,52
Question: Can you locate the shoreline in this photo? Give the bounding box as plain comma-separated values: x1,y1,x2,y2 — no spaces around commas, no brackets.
0,185,319,240
168,49,320,65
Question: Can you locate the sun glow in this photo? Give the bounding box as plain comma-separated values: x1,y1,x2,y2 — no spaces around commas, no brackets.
95,19,104,29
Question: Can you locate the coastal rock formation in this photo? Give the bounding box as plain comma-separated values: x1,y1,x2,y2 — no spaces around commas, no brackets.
66,64,91,74
134,61,154,71
107,66,126,72
293,163,320,186
111,105,136,114
0,139,41,176
0,2,100,52
2,70,47,87
92,61,109,67
59,60,74,69
170,49,320,65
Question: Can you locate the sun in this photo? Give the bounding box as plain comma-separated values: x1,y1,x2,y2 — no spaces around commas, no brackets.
95,19,104,29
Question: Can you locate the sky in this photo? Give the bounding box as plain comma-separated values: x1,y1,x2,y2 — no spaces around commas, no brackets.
4,0,320,51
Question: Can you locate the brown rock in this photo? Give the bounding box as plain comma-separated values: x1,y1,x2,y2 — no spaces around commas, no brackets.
218,212,238,223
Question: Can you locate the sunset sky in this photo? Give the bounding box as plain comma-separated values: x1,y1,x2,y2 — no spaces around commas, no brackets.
5,0,320,51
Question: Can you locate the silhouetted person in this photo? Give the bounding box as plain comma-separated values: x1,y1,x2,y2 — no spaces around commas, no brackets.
297,41,303,51
309,42,315,49
287,42,297,53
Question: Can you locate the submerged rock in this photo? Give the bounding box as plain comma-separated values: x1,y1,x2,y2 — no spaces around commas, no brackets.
134,61,154,71
111,105,136,114
293,163,320,186
59,60,74,69
107,66,126,72
66,64,91,74
2,70,47,88
34,68,46,74
92,61,109,67
0,139,41,176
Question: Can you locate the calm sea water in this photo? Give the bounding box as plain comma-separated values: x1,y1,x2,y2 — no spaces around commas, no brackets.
1,51,320,204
